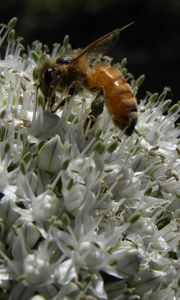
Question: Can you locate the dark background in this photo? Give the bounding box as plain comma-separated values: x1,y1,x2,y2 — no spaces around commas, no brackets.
0,0,180,102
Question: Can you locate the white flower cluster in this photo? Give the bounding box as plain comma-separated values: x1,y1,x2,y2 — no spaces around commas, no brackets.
0,18,179,300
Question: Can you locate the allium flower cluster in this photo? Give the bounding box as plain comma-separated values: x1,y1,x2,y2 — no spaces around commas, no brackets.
0,18,179,300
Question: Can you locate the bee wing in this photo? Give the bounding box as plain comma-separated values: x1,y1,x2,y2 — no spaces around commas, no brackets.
72,22,134,63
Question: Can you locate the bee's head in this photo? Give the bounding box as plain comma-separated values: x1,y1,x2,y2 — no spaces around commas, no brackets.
43,67,54,86
39,66,56,98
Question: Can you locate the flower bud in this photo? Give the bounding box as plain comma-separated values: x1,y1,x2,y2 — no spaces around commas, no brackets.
30,111,60,139
93,141,105,154
29,296,46,300
0,195,20,230
168,103,179,114
63,182,86,215
32,192,59,222
116,249,141,278
130,270,166,295
7,17,17,29
38,135,61,173
148,92,159,104
7,29,15,42
135,74,145,87
23,254,51,286
11,223,41,259
31,50,40,63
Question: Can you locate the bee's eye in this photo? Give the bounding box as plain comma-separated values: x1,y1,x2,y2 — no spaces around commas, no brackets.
56,56,72,65
44,68,54,85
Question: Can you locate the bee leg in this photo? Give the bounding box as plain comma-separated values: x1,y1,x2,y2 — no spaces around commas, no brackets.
46,87,56,111
83,87,104,132
45,75,61,111
90,87,104,117
51,95,71,113
68,81,83,96
51,81,83,113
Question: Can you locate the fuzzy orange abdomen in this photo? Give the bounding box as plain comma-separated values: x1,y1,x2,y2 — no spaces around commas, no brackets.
87,64,138,135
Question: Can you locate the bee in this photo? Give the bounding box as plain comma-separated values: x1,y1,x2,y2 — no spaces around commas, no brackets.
37,22,138,135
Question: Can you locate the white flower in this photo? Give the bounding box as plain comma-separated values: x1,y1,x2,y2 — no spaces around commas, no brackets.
0,18,179,300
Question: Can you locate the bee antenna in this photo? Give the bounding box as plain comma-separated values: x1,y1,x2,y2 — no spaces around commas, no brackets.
119,21,134,32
